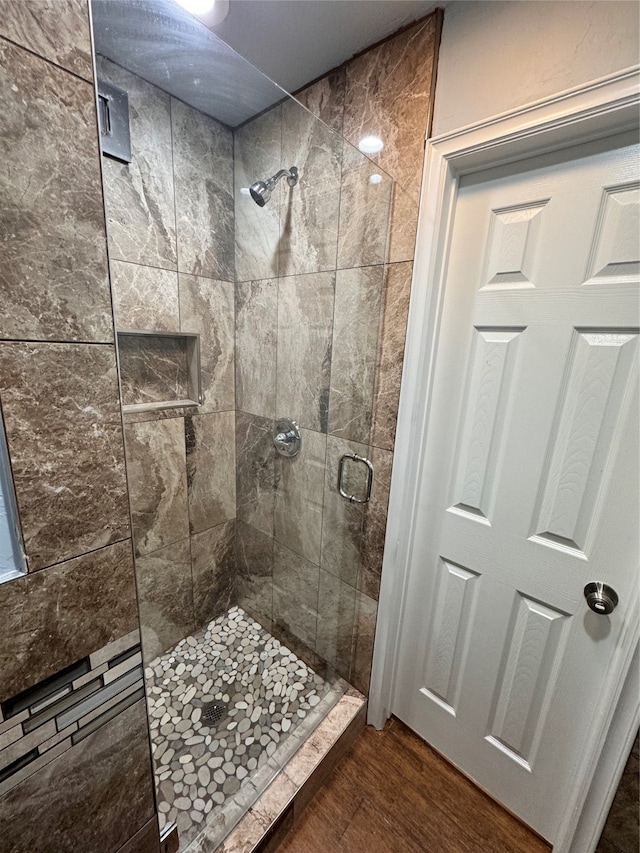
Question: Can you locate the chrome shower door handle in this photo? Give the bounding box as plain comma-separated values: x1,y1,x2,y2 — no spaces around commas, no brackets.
337,453,374,504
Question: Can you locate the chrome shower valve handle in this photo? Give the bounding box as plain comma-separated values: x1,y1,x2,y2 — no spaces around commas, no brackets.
273,418,301,458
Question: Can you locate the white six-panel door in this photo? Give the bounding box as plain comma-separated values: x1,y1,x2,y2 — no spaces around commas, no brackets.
392,134,639,844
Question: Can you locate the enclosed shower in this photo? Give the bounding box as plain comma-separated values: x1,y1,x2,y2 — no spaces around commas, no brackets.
90,0,398,848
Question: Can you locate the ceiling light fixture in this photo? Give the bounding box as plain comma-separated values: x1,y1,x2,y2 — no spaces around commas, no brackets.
174,0,229,28
358,135,384,155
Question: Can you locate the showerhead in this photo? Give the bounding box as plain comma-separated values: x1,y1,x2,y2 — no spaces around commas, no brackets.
249,180,270,207
250,166,298,207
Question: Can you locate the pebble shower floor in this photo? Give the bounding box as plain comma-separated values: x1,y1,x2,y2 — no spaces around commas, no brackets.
146,606,343,849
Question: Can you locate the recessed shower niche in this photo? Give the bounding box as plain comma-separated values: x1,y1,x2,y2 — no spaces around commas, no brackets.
117,330,203,414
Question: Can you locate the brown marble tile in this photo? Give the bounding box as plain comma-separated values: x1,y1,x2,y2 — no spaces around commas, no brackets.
179,273,235,414
0,540,138,703
236,279,278,419
0,699,155,853
277,88,344,282
111,261,180,333
0,0,92,79
172,98,234,281
371,261,413,451
278,189,340,278
336,147,393,271
0,342,129,570
234,107,281,283
343,16,438,202
282,97,342,200
272,541,320,653
285,688,366,784
328,266,384,443
316,569,356,680
191,520,236,627
235,412,275,538
284,717,344,790
320,435,367,588
274,428,326,566
294,67,346,136
124,417,189,557
216,810,264,853
136,538,195,662
388,183,419,264
251,773,296,830
254,806,294,853
116,818,161,853
236,520,273,627
359,446,393,601
89,628,140,669
0,42,112,343
276,272,335,434
186,411,236,535
288,693,366,821
119,333,190,409
98,58,177,271
350,591,378,696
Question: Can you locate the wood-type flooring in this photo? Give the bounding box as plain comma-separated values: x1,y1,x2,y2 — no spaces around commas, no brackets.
276,716,551,853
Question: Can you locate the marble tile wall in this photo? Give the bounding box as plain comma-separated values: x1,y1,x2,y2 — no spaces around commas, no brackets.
235,412,276,537
0,40,112,343
235,279,278,418
276,272,335,434
234,109,281,283
98,58,177,271
0,6,157,852
97,59,238,665
0,342,130,570
137,539,195,663
0,541,139,702
0,699,155,853
172,99,234,282
233,12,441,695
342,14,441,264
125,418,189,557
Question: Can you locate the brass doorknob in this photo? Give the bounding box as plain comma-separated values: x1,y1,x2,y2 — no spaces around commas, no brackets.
584,582,619,616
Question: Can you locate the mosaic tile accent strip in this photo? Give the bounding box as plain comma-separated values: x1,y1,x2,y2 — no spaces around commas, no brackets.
146,606,345,850
0,630,143,794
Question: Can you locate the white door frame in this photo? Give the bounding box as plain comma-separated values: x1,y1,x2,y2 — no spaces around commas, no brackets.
369,66,640,853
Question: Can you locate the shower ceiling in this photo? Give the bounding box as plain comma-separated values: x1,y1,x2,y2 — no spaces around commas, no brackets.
214,0,442,93
91,0,285,126
91,0,440,127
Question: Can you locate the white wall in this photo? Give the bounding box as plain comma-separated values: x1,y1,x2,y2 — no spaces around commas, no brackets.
433,1,640,135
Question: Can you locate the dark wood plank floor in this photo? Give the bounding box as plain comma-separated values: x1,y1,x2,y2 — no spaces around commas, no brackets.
277,717,551,853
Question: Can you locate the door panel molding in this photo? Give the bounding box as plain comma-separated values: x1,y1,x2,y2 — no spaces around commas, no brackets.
369,65,640,853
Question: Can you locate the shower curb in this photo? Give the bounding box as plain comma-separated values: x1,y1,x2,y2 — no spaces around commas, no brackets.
212,686,367,853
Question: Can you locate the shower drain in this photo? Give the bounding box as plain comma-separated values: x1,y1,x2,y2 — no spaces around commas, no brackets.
200,701,229,726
